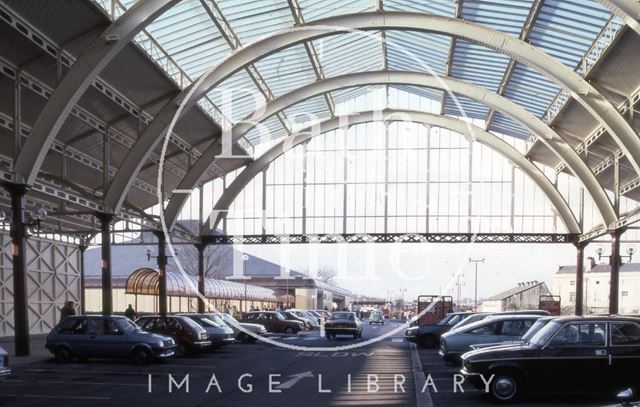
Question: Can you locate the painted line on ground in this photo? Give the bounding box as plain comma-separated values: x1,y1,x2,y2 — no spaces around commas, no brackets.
411,342,434,407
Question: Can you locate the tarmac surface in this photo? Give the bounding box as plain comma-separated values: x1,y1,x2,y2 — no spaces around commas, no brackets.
0,321,422,407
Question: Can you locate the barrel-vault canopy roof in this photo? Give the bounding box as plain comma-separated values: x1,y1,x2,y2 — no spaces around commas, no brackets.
125,267,278,301
1,0,640,240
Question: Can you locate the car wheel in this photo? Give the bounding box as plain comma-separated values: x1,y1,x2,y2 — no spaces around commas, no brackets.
54,346,73,363
239,333,253,344
284,327,295,335
132,347,152,365
489,371,521,403
174,341,188,357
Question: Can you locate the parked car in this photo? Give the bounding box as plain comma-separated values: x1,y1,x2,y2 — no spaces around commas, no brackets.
469,316,555,351
135,315,210,356
369,311,385,325
461,316,640,402
325,312,363,339
288,309,321,328
178,314,235,349
0,346,9,381
450,310,550,332
45,315,176,364
216,312,267,343
406,312,477,348
313,310,331,319
440,314,543,363
239,311,303,334
281,311,313,330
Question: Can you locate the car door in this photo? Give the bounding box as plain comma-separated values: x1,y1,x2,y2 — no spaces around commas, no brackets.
534,321,610,392
56,317,88,356
460,321,500,351
609,321,640,390
498,318,536,341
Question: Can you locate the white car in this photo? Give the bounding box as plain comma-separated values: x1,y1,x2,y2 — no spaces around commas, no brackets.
216,312,267,343
0,346,10,381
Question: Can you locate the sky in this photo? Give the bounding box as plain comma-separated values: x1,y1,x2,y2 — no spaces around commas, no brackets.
243,242,581,302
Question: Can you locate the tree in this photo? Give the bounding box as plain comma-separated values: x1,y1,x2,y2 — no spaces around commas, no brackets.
169,244,232,279
316,266,337,284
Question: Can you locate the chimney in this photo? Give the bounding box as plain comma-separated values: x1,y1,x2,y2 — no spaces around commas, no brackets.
586,257,596,272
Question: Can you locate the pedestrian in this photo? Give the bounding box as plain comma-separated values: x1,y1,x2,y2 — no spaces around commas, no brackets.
124,304,137,321
60,301,76,321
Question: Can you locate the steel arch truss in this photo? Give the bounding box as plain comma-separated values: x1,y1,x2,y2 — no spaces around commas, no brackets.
196,109,581,235
165,71,616,231
200,233,575,245
105,11,640,217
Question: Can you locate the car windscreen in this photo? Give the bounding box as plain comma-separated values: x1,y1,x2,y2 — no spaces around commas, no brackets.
528,321,561,347
331,313,354,321
115,318,139,333
521,319,549,342
195,316,222,328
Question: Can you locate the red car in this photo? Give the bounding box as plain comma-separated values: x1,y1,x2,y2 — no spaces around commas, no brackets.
136,315,211,356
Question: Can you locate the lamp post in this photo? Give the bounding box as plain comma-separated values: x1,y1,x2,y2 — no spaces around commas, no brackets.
469,258,485,312
242,254,249,312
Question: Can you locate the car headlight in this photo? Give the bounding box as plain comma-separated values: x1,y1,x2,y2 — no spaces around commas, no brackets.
156,341,164,347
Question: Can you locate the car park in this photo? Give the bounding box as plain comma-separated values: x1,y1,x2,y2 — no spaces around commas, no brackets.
440,314,542,363
369,311,384,325
179,314,235,349
45,315,176,364
406,312,474,348
216,312,267,343
325,311,363,339
239,311,303,334
460,316,640,402
0,346,9,380
135,315,210,356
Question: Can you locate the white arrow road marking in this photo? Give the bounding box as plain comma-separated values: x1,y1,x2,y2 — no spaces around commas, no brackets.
275,371,314,389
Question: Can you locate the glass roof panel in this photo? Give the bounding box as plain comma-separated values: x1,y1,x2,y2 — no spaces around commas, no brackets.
385,31,450,75
503,63,561,118
299,0,377,21
208,69,267,122
444,94,490,120
450,40,511,93
245,115,288,143
333,86,386,115
389,85,442,104
461,0,534,38
312,31,384,77
216,0,294,44
284,95,332,132
490,111,529,139
253,44,317,97
382,0,455,15
528,0,612,68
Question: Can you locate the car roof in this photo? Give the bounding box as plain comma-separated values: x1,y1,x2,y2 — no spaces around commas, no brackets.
484,314,544,321
548,315,640,324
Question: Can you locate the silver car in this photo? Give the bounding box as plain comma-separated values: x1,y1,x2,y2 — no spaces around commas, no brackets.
0,346,9,381
216,312,267,343
440,314,542,363
179,314,235,349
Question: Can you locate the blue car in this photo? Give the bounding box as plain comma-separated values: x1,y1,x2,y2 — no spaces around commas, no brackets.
46,315,176,364
0,346,9,381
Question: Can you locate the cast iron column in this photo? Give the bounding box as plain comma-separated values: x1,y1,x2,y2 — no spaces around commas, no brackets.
79,243,87,315
154,231,168,317
97,213,113,315
609,230,621,314
574,242,585,316
196,243,206,313
8,184,29,356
